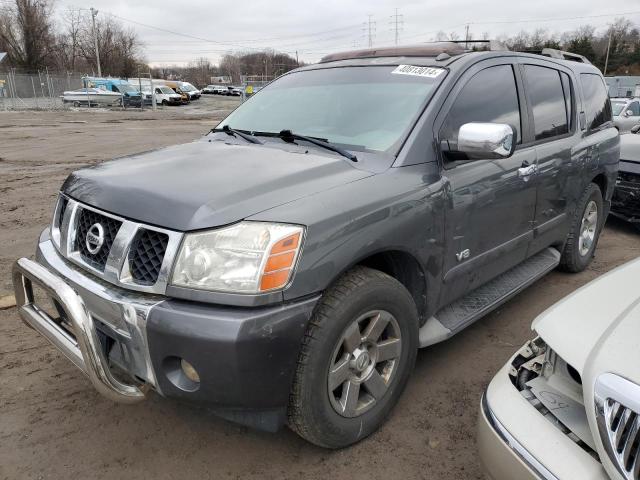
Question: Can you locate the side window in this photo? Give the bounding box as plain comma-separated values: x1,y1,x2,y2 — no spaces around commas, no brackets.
523,65,569,141
440,64,522,150
155,88,161,94
627,101,640,116
580,74,613,131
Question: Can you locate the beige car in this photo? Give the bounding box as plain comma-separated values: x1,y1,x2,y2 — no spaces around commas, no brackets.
479,257,640,480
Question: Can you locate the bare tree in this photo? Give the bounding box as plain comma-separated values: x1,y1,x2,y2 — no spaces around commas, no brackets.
0,0,55,71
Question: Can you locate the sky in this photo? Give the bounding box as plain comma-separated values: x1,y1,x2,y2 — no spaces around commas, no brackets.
52,0,640,67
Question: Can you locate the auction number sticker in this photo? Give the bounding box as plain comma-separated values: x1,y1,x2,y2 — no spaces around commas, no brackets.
391,65,445,78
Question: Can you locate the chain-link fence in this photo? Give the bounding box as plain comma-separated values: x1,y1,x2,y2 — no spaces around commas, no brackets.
0,70,84,110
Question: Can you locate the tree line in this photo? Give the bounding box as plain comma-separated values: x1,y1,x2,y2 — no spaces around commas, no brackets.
0,0,144,76
1,1,639,81
437,18,640,75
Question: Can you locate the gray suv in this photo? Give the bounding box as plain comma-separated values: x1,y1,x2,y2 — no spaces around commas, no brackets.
12,43,619,448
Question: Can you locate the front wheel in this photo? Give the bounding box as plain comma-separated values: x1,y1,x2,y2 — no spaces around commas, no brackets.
559,183,604,272
288,266,418,448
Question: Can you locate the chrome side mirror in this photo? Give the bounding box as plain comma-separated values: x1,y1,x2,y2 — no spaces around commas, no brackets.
457,122,516,159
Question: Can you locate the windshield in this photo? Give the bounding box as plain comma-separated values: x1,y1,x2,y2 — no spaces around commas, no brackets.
218,65,444,152
612,101,627,116
182,83,195,92
159,86,174,94
118,84,137,94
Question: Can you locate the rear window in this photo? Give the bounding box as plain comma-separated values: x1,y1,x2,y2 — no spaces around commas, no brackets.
523,65,570,141
581,74,612,131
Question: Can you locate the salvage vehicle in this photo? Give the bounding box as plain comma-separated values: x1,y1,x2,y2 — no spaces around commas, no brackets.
212,85,229,95
611,129,640,227
479,256,640,480
612,97,640,132
12,42,618,449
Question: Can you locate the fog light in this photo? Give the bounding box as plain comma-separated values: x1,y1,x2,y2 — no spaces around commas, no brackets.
180,358,200,383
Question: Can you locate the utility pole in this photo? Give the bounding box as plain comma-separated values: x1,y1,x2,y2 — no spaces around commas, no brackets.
604,26,613,75
391,8,403,45
464,24,470,49
90,8,102,77
367,15,376,48
295,50,299,67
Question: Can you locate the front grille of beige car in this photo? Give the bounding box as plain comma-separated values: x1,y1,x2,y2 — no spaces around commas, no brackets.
595,374,640,480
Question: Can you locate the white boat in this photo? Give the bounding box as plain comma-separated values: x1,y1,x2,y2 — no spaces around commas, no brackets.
61,88,122,106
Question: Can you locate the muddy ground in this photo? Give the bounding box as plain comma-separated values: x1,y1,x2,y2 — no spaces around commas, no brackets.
1,98,639,480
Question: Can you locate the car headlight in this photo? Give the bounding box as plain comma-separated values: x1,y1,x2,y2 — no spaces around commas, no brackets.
171,222,304,294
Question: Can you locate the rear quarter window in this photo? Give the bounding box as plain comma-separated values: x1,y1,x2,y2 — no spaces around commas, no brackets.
581,73,613,131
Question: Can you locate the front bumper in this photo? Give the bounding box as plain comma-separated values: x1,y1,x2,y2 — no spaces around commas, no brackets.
611,163,640,223
479,363,608,480
12,231,319,430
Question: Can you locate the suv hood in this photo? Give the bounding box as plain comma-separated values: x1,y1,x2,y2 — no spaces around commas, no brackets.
62,138,373,231
533,257,640,374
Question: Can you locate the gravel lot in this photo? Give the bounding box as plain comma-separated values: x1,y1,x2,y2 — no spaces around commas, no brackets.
1,97,639,480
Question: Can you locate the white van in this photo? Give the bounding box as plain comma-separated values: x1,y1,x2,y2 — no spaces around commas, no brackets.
128,78,183,106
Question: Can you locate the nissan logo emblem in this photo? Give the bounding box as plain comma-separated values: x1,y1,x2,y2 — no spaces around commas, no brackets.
85,223,105,255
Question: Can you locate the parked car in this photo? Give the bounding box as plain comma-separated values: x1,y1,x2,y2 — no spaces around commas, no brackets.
226,86,242,96
611,129,640,227
153,85,183,106
212,85,229,95
180,82,201,99
479,256,640,480
84,77,142,108
162,80,190,104
201,85,216,94
612,97,640,132
12,43,618,449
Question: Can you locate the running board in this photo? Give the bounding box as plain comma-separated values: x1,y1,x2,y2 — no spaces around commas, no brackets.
419,247,561,348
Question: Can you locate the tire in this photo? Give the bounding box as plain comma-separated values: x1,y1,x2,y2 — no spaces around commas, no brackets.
162,100,168,106
559,183,604,273
288,266,419,448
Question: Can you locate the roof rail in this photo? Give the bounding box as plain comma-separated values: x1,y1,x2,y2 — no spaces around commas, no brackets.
517,48,591,64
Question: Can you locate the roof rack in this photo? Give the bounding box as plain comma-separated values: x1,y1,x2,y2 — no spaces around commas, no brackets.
523,48,591,64
319,41,591,65
445,39,509,51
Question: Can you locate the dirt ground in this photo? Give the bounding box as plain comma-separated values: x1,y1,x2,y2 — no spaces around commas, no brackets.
1,99,639,480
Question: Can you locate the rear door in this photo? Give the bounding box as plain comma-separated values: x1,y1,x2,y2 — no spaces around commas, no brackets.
518,60,578,252
436,59,538,306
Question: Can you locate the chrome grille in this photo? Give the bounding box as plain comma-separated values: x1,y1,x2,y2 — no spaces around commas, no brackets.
129,229,169,285
595,374,640,480
75,208,122,271
53,194,183,294
603,400,640,479
57,196,68,228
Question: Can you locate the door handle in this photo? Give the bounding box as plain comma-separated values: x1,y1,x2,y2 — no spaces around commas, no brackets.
518,164,537,178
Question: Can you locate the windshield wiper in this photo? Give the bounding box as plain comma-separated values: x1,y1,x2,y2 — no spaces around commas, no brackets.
277,129,357,162
212,125,263,144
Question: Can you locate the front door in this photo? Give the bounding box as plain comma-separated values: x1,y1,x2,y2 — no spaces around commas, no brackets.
436,61,538,307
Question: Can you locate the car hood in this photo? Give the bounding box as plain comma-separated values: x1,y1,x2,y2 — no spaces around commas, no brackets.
532,257,640,375
62,138,374,231
620,133,640,164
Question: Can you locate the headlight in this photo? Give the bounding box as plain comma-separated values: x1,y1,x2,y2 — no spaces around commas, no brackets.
171,222,304,294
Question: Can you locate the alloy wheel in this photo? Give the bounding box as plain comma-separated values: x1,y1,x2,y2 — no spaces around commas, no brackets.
327,310,402,418
579,200,598,257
